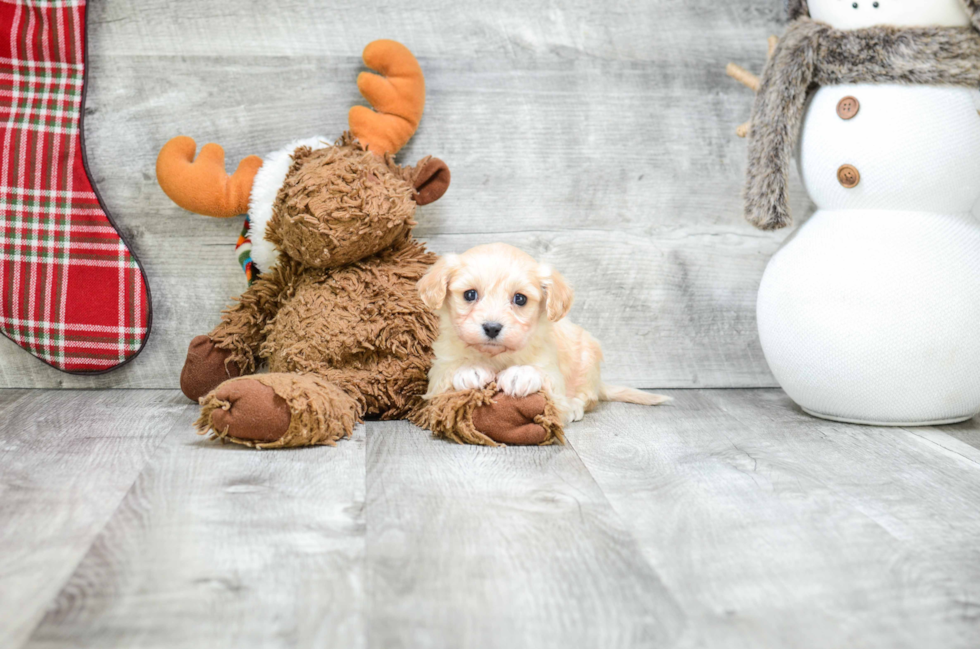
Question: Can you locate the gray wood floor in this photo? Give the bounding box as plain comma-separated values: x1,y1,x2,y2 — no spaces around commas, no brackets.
4,388,980,649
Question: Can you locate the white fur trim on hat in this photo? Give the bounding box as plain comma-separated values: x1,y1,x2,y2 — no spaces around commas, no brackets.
247,136,330,273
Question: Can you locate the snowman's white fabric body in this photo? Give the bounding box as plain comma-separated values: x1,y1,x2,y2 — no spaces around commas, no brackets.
756,0,980,424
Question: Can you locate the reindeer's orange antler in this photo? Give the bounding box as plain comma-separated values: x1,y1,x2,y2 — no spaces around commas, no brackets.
348,40,425,156
156,136,263,218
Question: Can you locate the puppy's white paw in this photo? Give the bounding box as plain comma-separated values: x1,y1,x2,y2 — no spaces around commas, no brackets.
496,365,543,398
558,399,586,426
452,366,496,391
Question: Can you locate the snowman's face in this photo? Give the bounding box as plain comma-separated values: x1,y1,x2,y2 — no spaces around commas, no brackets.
808,0,970,30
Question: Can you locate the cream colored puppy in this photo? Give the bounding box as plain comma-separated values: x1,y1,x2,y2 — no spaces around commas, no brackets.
418,243,669,424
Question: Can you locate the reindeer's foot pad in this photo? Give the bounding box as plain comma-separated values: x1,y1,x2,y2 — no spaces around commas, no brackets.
179,335,242,402
474,393,558,445
204,379,290,444
196,374,361,449
412,385,564,447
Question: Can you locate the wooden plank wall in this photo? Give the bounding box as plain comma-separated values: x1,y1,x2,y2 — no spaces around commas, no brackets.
0,0,810,388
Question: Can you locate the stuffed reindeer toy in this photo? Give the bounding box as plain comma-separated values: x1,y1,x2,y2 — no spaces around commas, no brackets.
157,41,564,447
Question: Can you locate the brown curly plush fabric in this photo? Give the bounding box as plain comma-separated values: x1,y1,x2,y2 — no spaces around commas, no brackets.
411,384,565,447
190,134,563,447
268,138,419,269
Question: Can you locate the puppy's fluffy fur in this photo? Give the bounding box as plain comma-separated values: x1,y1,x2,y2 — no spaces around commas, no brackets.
418,243,669,424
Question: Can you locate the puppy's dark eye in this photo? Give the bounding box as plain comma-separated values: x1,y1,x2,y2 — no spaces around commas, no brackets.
463,289,478,302
513,293,528,307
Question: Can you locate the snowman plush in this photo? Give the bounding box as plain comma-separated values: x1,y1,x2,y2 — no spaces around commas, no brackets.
735,0,980,425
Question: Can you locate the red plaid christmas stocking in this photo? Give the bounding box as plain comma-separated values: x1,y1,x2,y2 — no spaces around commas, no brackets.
0,0,150,373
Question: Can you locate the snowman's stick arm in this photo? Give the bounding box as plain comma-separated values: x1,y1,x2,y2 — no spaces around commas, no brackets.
726,63,760,92
768,35,778,57
727,35,779,138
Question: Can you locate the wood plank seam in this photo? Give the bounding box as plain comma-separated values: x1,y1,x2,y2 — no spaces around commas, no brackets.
14,406,187,649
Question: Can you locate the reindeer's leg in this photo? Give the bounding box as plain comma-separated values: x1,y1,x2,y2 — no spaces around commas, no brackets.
196,374,361,449
412,387,564,447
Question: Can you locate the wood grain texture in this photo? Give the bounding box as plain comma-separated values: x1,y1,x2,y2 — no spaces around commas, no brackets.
24,419,367,649
566,390,980,649
0,0,805,388
0,389,187,649
929,418,980,453
5,388,980,648
364,420,684,649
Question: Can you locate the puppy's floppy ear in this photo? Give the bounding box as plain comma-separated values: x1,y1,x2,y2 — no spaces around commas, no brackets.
540,264,574,322
418,254,459,310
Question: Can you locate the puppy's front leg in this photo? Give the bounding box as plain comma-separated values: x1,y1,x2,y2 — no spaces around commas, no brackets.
565,397,586,424
496,366,544,398
452,366,496,391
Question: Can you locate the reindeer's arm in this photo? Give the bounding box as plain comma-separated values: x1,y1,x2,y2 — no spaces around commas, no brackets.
180,263,295,403
208,259,299,374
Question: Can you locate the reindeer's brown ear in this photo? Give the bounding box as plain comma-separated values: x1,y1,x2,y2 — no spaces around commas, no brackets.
413,158,450,205
418,253,459,310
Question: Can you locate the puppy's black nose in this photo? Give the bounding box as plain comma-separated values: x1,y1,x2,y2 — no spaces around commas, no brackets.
482,322,503,339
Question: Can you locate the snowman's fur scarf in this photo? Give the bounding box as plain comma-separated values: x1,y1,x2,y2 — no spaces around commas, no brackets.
966,0,980,31
747,13,980,230
785,0,809,20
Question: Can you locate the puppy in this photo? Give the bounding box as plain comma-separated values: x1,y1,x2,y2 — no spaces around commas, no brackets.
418,243,669,425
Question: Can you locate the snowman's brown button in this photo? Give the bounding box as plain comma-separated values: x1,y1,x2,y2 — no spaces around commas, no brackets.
837,164,860,188
836,96,860,120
